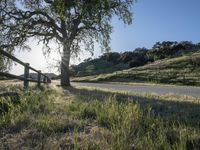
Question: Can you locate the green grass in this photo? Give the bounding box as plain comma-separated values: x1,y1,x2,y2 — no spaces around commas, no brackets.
72,51,200,86
0,84,200,149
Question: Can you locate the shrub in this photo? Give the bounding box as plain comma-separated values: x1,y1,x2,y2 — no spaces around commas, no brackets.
101,52,121,64
118,52,133,63
129,58,146,68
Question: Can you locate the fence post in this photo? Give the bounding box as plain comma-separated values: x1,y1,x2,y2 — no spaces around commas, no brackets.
38,70,41,86
24,63,30,89
43,76,46,83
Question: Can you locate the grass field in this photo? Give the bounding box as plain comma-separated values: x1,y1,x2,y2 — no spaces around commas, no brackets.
72,51,200,86
0,82,200,149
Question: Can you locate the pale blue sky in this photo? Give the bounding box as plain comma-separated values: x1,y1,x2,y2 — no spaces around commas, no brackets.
111,0,200,52
11,0,200,75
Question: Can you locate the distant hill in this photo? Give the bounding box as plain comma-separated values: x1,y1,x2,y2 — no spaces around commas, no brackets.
71,41,200,77
72,51,200,86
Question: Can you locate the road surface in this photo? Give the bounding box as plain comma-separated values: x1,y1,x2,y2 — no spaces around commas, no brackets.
72,82,200,97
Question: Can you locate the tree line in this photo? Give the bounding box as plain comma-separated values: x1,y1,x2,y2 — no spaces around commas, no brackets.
70,41,200,76
101,41,200,67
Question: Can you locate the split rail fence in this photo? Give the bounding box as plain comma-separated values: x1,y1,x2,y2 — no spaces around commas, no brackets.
0,49,51,89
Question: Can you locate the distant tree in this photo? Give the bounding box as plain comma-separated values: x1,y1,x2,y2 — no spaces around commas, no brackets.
126,47,150,67
196,42,200,49
102,52,120,64
178,41,195,50
0,0,135,86
129,59,142,68
119,51,134,63
134,47,148,55
147,41,195,60
148,42,164,60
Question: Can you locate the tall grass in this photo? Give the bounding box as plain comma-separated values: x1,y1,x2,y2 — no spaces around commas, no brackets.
68,96,200,149
0,85,199,149
0,86,53,131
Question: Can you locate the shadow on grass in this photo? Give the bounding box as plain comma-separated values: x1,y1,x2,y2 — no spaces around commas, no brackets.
63,86,200,129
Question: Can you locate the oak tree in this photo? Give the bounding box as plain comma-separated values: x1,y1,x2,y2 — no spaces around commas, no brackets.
0,0,135,86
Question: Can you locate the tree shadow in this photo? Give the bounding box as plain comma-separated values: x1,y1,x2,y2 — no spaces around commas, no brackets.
62,86,200,129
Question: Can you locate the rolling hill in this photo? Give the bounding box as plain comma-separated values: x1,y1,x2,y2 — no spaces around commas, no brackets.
72,51,200,86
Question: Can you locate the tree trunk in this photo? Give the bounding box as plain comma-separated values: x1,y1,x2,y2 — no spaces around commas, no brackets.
60,42,71,86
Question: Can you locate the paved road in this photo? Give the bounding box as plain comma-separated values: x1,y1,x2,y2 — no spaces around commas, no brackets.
72,82,200,97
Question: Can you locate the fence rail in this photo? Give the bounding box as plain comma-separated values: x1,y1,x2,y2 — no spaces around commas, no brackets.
0,49,51,88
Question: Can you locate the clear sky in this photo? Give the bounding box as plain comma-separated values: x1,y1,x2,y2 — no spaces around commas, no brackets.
11,0,200,75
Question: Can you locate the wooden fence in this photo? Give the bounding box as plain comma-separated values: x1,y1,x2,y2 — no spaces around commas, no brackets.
0,49,51,88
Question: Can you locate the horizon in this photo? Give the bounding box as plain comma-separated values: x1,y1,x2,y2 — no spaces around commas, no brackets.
10,0,200,75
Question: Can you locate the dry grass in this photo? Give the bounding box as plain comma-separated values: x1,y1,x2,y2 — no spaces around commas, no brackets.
0,83,200,149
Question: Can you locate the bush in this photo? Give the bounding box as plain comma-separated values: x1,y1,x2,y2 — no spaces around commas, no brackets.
129,59,142,68
101,52,121,64
119,52,134,63
129,56,148,68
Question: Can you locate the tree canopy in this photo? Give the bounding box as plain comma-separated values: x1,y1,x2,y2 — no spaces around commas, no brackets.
0,0,135,85
148,41,196,60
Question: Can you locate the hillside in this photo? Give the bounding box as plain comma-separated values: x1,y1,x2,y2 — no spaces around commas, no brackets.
71,41,200,77
72,51,200,86
71,58,129,76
